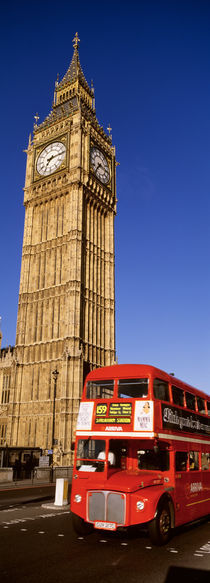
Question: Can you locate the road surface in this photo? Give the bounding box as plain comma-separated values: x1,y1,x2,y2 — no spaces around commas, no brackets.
0,501,209,583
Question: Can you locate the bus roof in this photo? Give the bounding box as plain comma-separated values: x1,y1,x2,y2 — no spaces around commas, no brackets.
85,364,209,401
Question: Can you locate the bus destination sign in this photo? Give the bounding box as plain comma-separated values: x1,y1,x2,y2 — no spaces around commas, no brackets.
95,402,132,424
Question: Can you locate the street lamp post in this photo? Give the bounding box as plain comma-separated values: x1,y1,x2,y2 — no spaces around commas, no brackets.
51,368,59,481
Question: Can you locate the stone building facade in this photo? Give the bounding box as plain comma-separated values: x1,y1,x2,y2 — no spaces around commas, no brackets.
0,331,14,452
0,34,117,466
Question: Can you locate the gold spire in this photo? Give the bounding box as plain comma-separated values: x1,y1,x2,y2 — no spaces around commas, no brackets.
73,32,80,50
56,33,92,96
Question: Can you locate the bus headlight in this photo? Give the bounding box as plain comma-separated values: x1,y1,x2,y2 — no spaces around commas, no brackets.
136,500,145,511
74,494,82,503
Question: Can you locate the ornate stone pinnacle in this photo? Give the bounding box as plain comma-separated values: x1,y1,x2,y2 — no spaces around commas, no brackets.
73,32,80,50
34,113,40,129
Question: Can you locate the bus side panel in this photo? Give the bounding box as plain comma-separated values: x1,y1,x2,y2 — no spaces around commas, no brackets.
175,469,210,527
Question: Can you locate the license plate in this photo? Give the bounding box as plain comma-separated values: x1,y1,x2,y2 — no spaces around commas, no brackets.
94,521,116,531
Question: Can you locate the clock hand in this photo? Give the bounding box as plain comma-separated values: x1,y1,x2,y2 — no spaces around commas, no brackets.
97,163,104,173
46,155,54,166
95,162,103,171
46,152,62,166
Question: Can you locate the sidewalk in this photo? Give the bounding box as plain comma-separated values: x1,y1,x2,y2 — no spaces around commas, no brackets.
0,477,72,510
0,478,55,490
0,479,58,511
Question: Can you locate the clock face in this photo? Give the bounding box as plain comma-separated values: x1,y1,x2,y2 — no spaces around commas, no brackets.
36,142,66,176
90,147,110,184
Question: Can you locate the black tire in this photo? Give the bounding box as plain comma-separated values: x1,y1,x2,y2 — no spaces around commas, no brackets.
148,501,171,546
72,513,93,536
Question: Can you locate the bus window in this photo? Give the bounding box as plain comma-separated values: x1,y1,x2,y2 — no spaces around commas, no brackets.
172,385,184,407
186,392,196,411
86,380,114,399
153,379,169,402
207,402,210,417
118,378,148,399
137,448,169,471
201,452,210,470
197,396,206,415
76,438,106,472
189,451,199,471
175,451,188,471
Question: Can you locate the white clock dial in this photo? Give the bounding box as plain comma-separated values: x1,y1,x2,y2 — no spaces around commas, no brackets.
90,147,110,184
36,142,66,176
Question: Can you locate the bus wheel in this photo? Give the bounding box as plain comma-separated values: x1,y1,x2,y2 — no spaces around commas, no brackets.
148,501,171,546
72,513,93,536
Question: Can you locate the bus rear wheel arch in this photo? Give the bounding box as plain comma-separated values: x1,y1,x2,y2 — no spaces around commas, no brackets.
148,498,173,545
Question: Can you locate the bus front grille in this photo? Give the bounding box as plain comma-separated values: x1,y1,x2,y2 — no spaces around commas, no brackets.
88,491,126,525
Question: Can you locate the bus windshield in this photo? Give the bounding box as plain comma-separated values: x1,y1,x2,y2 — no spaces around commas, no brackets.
76,438,169,473
76,438,106,472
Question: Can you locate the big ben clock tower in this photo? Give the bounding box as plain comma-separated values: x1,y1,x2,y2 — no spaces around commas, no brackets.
10,34,117,464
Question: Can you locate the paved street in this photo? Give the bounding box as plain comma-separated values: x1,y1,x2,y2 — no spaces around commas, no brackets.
0,500,209,583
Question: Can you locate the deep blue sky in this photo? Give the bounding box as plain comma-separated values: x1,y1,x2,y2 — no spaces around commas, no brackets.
0,0,209,392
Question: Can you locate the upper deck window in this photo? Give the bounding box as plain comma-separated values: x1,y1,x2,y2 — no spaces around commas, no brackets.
118,378,148,399
186,391,196,411
86,379,114,399
207,402,210,417
196,396,206,415
172,385,184,407
153,379,170,402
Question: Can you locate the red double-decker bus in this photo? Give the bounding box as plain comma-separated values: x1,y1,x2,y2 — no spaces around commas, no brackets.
70,364,210,545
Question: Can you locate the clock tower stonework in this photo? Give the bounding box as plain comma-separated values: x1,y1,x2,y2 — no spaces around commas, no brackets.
10,35,117,464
